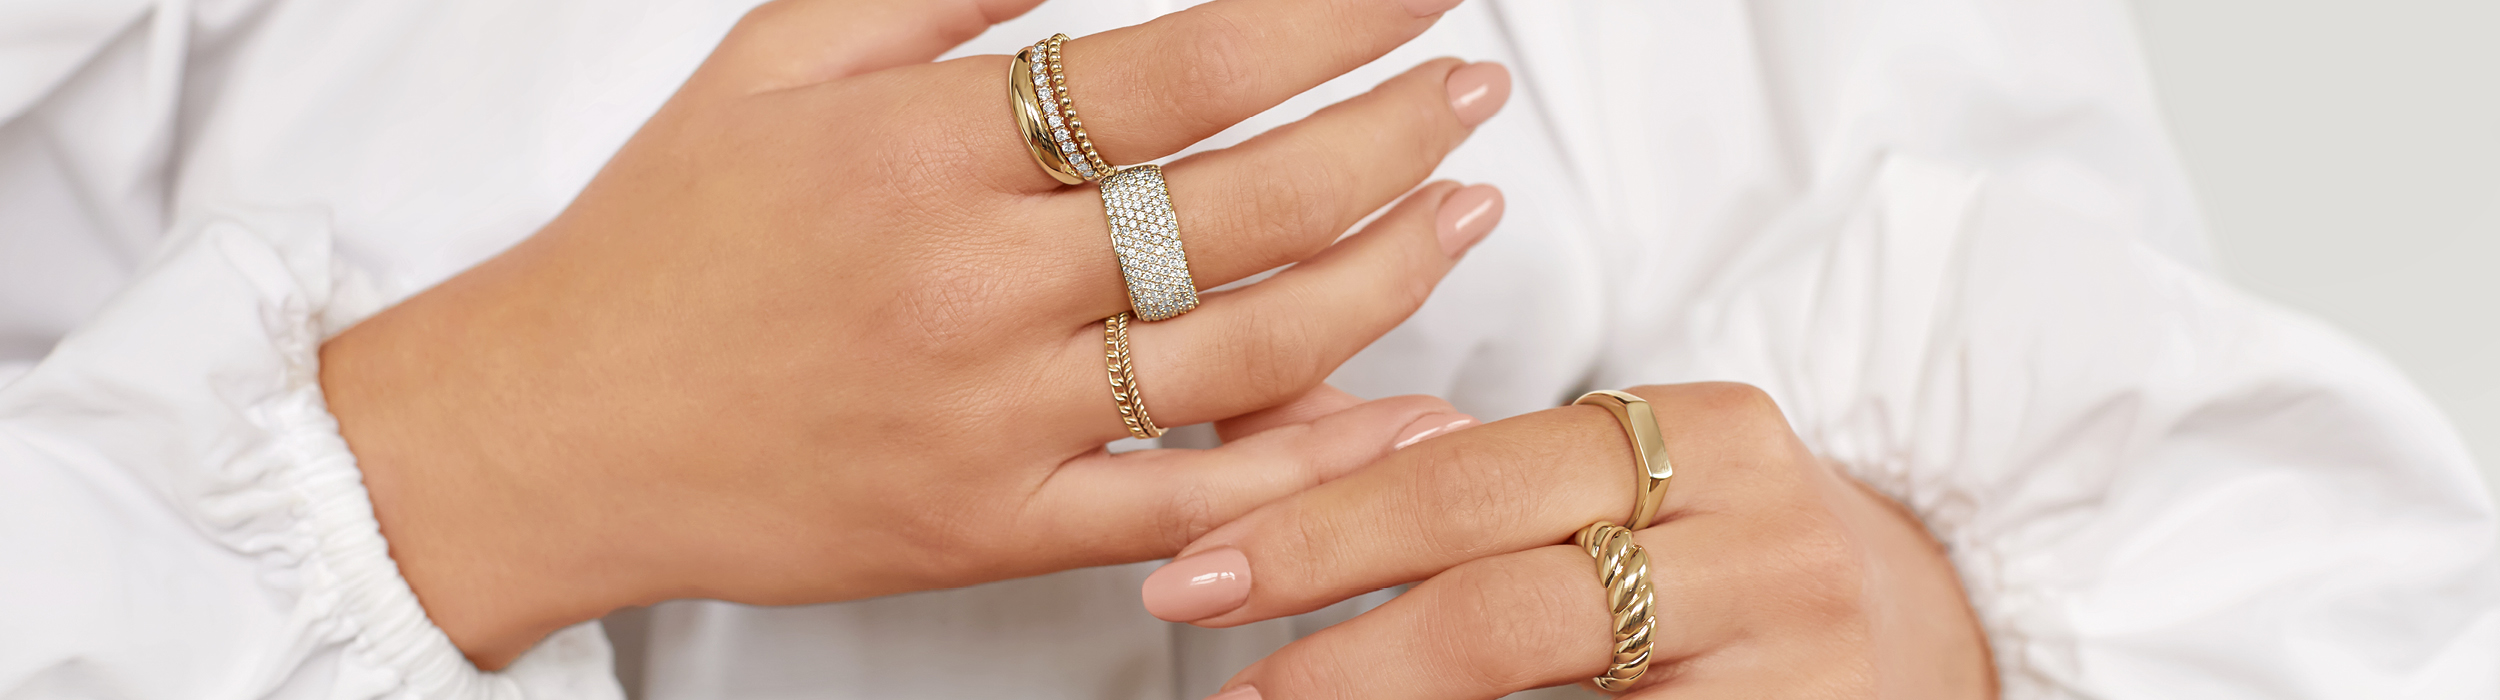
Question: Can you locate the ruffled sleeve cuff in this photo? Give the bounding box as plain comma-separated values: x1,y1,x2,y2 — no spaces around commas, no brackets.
0,209,620,698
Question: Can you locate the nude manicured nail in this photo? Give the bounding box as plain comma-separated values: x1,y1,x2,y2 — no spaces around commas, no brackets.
1394,412,1476,450
1143,547,1252,622
1446,62,1511,127
1398,0,1462,17
1436,185,1504,256
1206,687,1263,700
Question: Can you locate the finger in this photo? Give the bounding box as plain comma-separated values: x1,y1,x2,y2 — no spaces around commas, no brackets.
1085,181,1500,439
1218,386,1476,453
1007,394,1455,572
1215,522,1797,700
710,0,1046,92
1157,383,1810,627
1214,385,1365,442
1040,59,1511,319
1061,0,1464,165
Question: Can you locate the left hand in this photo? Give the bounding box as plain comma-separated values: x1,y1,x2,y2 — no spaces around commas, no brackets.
1142,383,1997,699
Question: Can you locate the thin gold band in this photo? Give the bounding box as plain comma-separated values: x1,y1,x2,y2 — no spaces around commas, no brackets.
1039,35,1116,177
1008,34,1115,184
1574,390,1674,530
1575,521,1656,692
1009,45,1085,184
1105,312,1165,439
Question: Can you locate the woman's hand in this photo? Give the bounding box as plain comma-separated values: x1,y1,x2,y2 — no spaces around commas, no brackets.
1146,384,1997,699
318,0,1506,668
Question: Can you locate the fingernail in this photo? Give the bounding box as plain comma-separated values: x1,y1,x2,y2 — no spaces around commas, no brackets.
1435,184,1504,256
1206,687,1263,700
1398,0,1462,17
1143,547,1252,622
1446,62,1511,127
1393,412,1477,450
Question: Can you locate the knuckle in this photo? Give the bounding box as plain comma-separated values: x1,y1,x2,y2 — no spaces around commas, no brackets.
1673,381,1803,465
1224,162,1343,268
1152,9,1260,134
1681,382,1783,426
923,1,998,47
1222,297,1328,402
733,0,794,30
1155,478,1224,550
1406,437,1549,559
1423,555,1593,691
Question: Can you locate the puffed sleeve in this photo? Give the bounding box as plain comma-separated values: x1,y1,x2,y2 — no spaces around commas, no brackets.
1610,156,2500,698
0,210,623,699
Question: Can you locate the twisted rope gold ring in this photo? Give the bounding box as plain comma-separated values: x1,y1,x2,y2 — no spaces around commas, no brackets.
1575,521,1656,692
1104,312,1165,439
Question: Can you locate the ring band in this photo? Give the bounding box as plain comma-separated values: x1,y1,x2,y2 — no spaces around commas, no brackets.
1574,390,1674,530
1105,312,1166,440
1008,34,1114,184
1575,521,1656,692
1099,164,1199,321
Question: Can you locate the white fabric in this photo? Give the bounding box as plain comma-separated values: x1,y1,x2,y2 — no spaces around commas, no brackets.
0,1,2491,700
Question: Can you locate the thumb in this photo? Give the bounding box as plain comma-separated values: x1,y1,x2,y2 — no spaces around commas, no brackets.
1012,394,1470,570
712,0,1046,92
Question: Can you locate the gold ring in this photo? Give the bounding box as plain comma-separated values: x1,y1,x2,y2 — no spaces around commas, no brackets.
1099,164,1198,321
1008,34,1114,184
1574,390,1673,530
1104,312,1165,439
1575,521,1656,692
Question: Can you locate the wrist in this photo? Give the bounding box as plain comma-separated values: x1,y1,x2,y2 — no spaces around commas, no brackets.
320,272,664,670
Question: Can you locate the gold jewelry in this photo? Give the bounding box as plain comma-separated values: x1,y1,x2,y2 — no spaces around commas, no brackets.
1009,45,1086,184
1008,34,1115,184
1575,521,1656,692
1099,164,1199,321
1104,312,1165,439
1574,390,1673,530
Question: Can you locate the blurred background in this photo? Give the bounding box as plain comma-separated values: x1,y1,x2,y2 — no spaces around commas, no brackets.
2131,0,2500,504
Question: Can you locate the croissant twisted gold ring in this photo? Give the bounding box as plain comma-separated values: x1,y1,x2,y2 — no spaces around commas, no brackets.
1575,389,1674,529
1575,521,1656,692
1104,312,1165,440
1009,33,1115,184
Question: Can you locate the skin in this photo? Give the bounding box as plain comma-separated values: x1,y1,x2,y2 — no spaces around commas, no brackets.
319,0,1994,690
321,0,1501,668
1171,383,1999,699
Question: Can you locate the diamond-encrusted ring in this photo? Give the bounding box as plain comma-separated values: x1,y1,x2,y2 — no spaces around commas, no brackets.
1008,34,1114,184
1099,164,1199,321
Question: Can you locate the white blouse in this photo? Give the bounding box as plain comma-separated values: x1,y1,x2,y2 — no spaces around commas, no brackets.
1,1,2492,698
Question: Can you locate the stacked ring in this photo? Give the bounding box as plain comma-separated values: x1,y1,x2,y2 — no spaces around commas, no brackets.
1103,312,1165,440
1008,34,1115,184
1099,164,1199,321
1575,521,1657,692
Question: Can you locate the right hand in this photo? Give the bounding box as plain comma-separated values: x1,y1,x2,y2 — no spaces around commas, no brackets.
316,0,1508,669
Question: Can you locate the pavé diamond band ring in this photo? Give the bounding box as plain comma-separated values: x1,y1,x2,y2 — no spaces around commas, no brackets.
1010,34,1114,184
1099,164,1199,321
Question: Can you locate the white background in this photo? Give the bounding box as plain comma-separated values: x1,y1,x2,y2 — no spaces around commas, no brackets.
2130,0,2500,504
